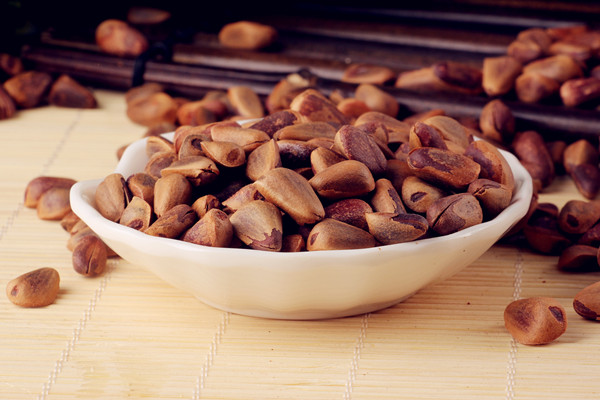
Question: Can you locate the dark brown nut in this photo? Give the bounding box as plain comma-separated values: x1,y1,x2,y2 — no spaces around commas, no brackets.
507,38,545,64
201,141,246,168
408,121,448,150
515,72,561,103
256,167,325,225
277,140,318,169
95,173,131,222
265,73,314,114
546,25,589,41
336,98,371,119
558,200,600,235
127,92,178,127
3,71,52,109
36,187,71,221
160,156,219,187
468,179,512,219
250,110,302,138
592,65,600,80
191,194,221,219
307,218,377,251
281,234,306,252
0,53,24,77
523,215,571,254
479,100,515,144
504,297,567,345
24,176,77,208
563,139,599,175
309,160,376,200
407,147,481,191
560,77,600,107
518,28,553,51
370,178,406,214
144,151,177,180
546,140,567,173
60,211,81,233
95,19,149,57
229,200,282,251
210,125,270,154
6,267,60,307
182,208,233,248
126,172,156,205
146,136,174,158
557,244,599,272
218,21,277,50
310,146,346,175
354,83,399,118
47,74,97,109
222,183,264,214
482,56,522,96
176,100,216,126
578,222,600,247
334,125,387,176
522,54,583,84
144,204,197,238
153,173,192,217
72,235,108,277
341,63,396,85
119,196,152,231
0,86,17,119
127,6,171,24
385,157,414,191
290,89,350,128
421,116,472,151
432,61,482,93
426,193,483,236
464,140,515,194
401,175,447,214
365,212,428,245
246,139,281,181
573,281,600,320
324,198,373,231
512,130,555,187
572,163,600,200
274,121,336,142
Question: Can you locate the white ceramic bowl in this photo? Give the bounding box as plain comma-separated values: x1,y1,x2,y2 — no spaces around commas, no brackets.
70,133,533,320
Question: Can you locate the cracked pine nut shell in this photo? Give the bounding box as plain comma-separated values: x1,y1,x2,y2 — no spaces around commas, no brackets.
504,297,567,345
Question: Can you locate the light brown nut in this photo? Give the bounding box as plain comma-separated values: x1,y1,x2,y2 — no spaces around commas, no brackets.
210,125,270,153
176,100,216,126
289,89,349,128
407,147,481,191
479,99,515,144
557,245,599,272
246,139,281,181
401,175,446,214
60,210,81,233
432,61,482,93
482,56,522,96
426,193,483,235
274,121,336,141
420,116,472,151
191,194,221,219
307,218,377,251
365,212,428,245
546,25,589,41
354,111,410,144
265,73,314,114
336,98,371,119
6,267,60,307
0,86,16,120
125,82,164,105
281,234,306,252
160,156,219,187
182,208,233,248
464,140,515,194
408,121,448,150
504,297,567,345
119,196,152,231
201,141,246,168
48,74,97,108
517,28,553,52
354,83,399,117
144,151,177,180
549,40,592,62
72,235,108,277
515,72,560,103
250,109,302,137
324,198,373,231
153,173,192,218
560,77,600,107
572,163,600,200
173,124,216,153
177,133,207,159
126,92,178,127
385,157,414,190
144,204,197,238
3,71,52,109
227,86,264,118
222,183,264,214
0,53,24,77
95,173,132,222
255,167,325,225
563,139,599,175
507,38,544,64
558,200,600,235
342,63,396,85
229,200,282,251
467,179,512,219
146,136,175,158
126,172,156,205
573,281,600,320
370,178,406,214
334,125,387,176
310,146,346,175
95,19,148,57
218,21,277,50
511,130,555,187
523,54,583,83
309,160,376,200
24,176,77,208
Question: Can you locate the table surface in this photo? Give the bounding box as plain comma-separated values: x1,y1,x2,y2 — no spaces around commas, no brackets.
1,89,599,400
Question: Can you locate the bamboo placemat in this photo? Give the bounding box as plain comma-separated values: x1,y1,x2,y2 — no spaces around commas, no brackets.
1,90,599,399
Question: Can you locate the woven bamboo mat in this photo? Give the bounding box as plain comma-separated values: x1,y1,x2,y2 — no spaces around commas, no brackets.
1,90,599,400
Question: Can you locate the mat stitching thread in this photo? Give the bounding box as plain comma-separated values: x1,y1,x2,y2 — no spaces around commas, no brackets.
37,261,115,400
343,312,371,400
192,311,231,399
506,251,523,400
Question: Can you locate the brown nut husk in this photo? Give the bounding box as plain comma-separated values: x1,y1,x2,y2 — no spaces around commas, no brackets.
246,139,281,181
274,121,337,142
515,72,560,103
341,63,396,85
191,194,221,218
250,109,302,138
334,125,387,176
290,89,349,128
468,179,512,219
201,140,247,168
210,125,270,153
95,19,149,57
182,208,233,248
558,200,600,235
309,160,376,200
482,56,522,96
504,297,567,345
354,83,399,117
307,218,377,251
370,178,406,214
127,172,156,204
365,212,429,245
218,21,277,51
426,193,483,235
72,235,108,277
144,151,177,180
512,130,555,187
222,183,264,214
48,74,97,109
571,163,600,200
6,267,60,307
401,175,447,214
324,198,373,230
310,146,346,175
160,156,219,187
557,244,599,272
562,139,599,175
560,77,600,107
37,187,72,221
126,92,178,127
407,147,481,191
144,204,197,238
24,176,77,208
229,200,282,251
119,196,152,231
153,173,192,217
0,86,16,119
479,99,515,144
573,281,600,320
3,71,52,108
227,86,264,118
95,173,131,222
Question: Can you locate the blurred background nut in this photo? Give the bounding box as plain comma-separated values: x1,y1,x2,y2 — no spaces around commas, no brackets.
6,267,60,308
504,297,567,345
511,130,555,188
557,244,599,272
48,74,97,109
354,83,399,117
479,99,515,144
218,21,277,51
573,281,600,320
36,187,72,221
227,86,264,119
0,53,24,78
515,72,560,103
482,55,522,96
341,63,396,85
0,87,16,119
560,77,600,107
3,71,52,109
24,176,77,208
95,19,149,57
126,92,179,127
